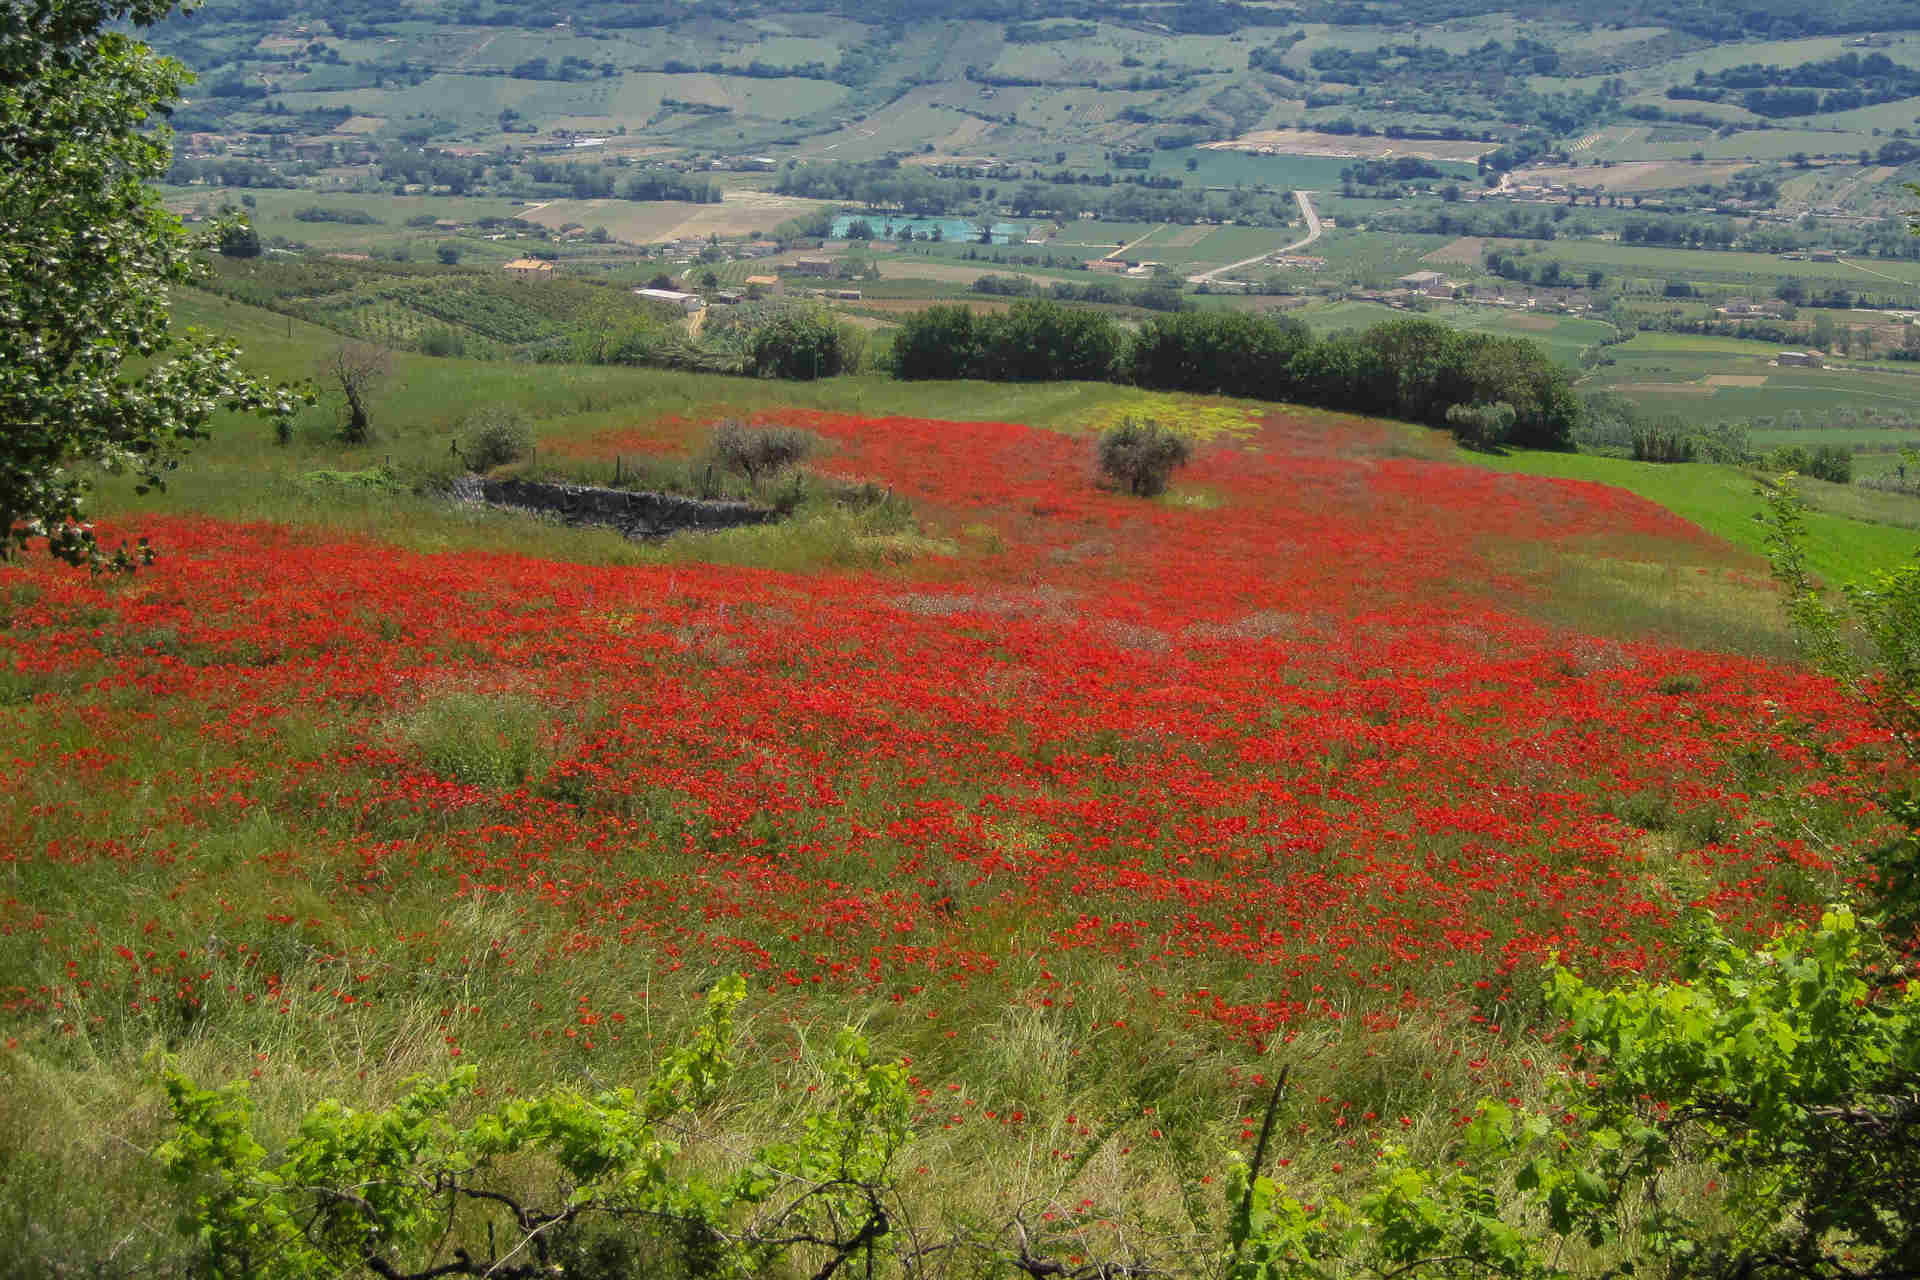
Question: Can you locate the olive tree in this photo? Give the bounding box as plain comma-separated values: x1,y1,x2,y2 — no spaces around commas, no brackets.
707,420,815,490
322,341,391,445
1,1,302,570
1097,417,1191,498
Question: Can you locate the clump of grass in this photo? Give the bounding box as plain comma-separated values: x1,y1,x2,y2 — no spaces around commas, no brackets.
296,466,407,496
399,690,549,790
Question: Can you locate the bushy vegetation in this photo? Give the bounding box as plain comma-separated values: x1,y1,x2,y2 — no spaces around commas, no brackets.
1768,444,1855,484
1446,400,1517,451
154,909,1920,1280
706,419,817,489
891,300,1126,384
1226,905,1920,1280
458,406,535,470
1630,424,1697,463
744,304,860,381
897,307,1580,449
1670,52,1920,117
157,978,911,1280
1097,417,1192,497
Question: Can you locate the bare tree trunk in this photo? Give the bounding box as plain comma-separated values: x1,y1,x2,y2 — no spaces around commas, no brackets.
342,387,370,443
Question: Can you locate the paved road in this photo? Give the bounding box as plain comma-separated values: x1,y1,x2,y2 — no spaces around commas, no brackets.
1187,190,1322,285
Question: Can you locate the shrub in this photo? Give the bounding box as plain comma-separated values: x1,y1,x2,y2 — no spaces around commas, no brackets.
835,320,870,375
975,299,1125,383
1227,907,1920,1280
1767,444,1815,474
156,979,912,1280
1810,443,1853,484
709,420,816,489
1128,310,1311,399
1774,443,1854,484
1097,417,1191,497
1446,400,1517,450
459,407,535,470
417,328,466,358
891,304,980,380
747,304,848,380
1630,424,1697,462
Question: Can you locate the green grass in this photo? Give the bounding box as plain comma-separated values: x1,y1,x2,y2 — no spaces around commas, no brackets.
160,187,532,258
148,284,1920,614
1585,330,1920,425
1155,148,1403,192
1459,447,1920,584
106,286,1156,569
19,186,1920,1280
1527,240,1920,293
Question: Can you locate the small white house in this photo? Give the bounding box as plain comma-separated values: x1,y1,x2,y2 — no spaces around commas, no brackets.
633,288,705,314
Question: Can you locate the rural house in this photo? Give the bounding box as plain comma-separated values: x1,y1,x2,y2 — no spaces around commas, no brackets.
503,258,554,279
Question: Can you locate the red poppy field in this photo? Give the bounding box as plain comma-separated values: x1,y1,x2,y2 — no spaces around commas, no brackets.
0,401,1896,1259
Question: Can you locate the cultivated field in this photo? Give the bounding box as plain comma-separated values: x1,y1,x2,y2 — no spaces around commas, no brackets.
1583,330,1920,426
1204,129,1495,163
1514,160,1757,194
516,189,840,242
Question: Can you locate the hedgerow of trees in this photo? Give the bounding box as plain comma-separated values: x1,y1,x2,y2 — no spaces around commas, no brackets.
892,305,1580,450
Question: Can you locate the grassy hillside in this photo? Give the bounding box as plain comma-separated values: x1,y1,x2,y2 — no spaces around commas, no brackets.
7,276,1919,1274
1460,445,1920,580
157,287,1920,587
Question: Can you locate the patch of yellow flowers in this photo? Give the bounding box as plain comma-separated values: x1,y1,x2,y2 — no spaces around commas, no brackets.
1079,393,1264,442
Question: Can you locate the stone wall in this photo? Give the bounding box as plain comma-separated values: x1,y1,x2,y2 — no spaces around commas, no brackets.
460,476,775,540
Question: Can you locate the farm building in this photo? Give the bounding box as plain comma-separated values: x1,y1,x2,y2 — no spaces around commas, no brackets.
634,288,705,314
503,258,554,279
1396,270,1446,289
791,259,836,277
744,275,780,289
1777,350,1826,368
1086,258,1129,273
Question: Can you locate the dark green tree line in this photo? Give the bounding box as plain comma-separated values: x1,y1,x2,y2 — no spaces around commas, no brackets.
892,305,1579,450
